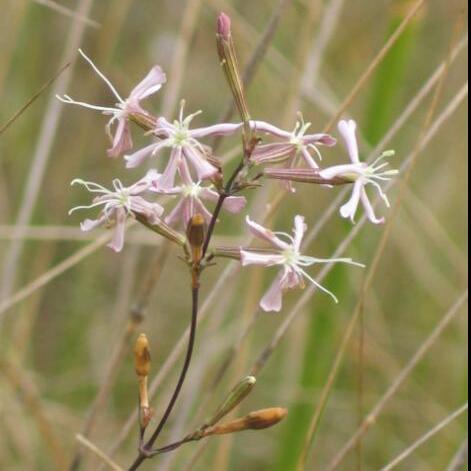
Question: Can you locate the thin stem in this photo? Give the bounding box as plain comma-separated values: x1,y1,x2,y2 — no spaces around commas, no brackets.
202,160,245,257
127,282,200,471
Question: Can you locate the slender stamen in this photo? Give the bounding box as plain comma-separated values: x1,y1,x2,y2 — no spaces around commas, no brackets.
78,48,124,102
56,95,119,114
298,268,339,303
71,179,113,194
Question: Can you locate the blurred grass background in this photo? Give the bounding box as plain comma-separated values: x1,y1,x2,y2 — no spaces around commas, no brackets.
0,0,468,470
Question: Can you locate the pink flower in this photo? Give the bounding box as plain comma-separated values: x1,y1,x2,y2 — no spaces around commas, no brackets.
240,215,363,312
57,49,166,158
124,101,241,190
149,161,246,227
250,116,336,168
69,171,164,252
319,120,398,224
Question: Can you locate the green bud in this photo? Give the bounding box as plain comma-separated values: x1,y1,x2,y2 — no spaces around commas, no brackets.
205,375,256,427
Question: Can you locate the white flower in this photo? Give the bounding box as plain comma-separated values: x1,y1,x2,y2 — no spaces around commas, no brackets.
320,119,398,224
69,171,164,252
124,101,241,190
240,215,364,312
57,49,166,157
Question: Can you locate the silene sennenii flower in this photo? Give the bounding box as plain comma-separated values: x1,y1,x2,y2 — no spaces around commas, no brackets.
249,115,336,168
240,215,364,312
69,171,164,252
57,49,166,157
320,119,398,224
125,101,241,190
150,161,246,227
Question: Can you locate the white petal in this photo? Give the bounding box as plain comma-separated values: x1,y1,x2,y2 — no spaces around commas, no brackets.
293,215,306,251
338,119,360,164
340,180,363,222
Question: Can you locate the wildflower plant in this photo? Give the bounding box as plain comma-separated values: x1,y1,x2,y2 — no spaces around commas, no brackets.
60,11,397,470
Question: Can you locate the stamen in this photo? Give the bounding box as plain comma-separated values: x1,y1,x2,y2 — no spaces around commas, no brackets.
78,49,124,102
56,94,118,114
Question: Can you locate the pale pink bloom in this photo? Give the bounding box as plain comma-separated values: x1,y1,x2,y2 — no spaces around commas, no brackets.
125,102,241,190
240,215,363,312
249,116,336,192
57,49,166,157
320,120,398,224
69,171,164,252
149,161,246,227
249,116,336,168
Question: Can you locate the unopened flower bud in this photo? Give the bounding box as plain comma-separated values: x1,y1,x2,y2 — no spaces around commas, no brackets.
201,407,287,437
244,407,288,430
134,334,151,377
216,12,251,128
187,213,206,264
217,12,231,40
206,376,256,427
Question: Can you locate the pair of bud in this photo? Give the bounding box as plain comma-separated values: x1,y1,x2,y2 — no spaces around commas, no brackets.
189,375,287,441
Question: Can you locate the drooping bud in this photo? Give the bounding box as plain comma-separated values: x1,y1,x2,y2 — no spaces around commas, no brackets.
216,12,251,130
205,376,256,427
187,213,206,264
201,407,288,437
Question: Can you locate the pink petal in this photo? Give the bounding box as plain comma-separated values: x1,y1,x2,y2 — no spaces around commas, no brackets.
251,143,294,164
260,271,285,312
107,209,127,252
130,196,164,223
222,195,246,213
245,216,289,250
165,198,187,227
338,119,360,164
304,133,337,147
190,123,242,138
240,250,285,267
249,120,291,138
129,66,166,101
125,142,163,169
301,147,319,169
107,118,132,158
157,147,182,190
183,145,218,180
192,197,213,225
129,169,160,195
198,187,220,203
80,217,104,232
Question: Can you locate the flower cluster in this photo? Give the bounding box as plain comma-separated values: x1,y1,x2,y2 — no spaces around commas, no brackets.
62,48,397,312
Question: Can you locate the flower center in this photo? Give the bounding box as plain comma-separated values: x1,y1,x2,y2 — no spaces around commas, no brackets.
181,183,202,198
172,124,189,146
281,246,300,266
